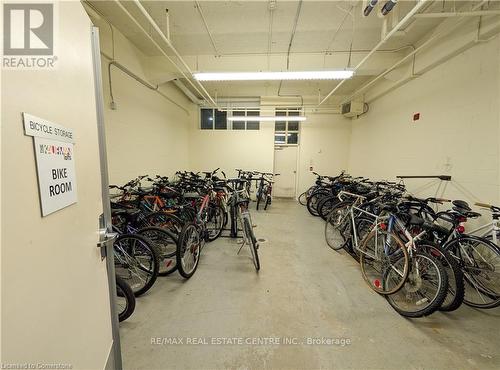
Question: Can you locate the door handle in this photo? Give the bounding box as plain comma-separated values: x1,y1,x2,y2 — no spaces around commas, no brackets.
97,213,117,259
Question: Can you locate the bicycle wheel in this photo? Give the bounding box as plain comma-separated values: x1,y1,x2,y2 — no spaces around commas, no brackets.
385,252,448,318
445,235,500,308
421,243,464,312
177,223,201,279
144,212,183,235
359,229,409,295
306,189,330,217
114,234,160,296
243,217,260,271
318,196,340,221
256,186,263,210
264,194,271,210
115,275,136,322
325,201,351,251
353,217,375,258
138,227,178,276
206,204,225,241
298,192,307,206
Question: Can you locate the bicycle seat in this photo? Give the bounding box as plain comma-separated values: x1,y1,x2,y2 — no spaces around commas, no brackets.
452,200,471,211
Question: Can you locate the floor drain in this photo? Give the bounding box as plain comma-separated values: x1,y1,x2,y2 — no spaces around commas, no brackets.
258,238,267,243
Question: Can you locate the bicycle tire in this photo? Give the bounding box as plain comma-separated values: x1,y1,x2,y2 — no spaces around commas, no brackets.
116,275,136,322
256,194,261,210
444,235,500,309
421,242,465,312
298,192,307,206
306,189,330,217
138,227,178,276
385,252,448,318
244,217,260,271
318,196,341,221
177,223,201,279
114,234,160,296
325,201,351,251
359,229,409,295
206,204,225,241
264,195,271,210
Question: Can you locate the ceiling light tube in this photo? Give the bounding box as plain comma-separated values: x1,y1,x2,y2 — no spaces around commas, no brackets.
227,116,307,122
193,70,353,81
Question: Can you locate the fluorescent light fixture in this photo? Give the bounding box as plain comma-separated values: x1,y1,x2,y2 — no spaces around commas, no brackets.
227,116,307,122
193,70,354,81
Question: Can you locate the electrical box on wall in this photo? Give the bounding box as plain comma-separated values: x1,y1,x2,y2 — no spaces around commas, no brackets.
341,100,364,117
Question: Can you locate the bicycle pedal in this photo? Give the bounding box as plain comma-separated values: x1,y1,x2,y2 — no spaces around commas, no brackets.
253,224,257,228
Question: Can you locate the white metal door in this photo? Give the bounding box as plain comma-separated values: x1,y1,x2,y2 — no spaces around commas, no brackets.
273,146,298,197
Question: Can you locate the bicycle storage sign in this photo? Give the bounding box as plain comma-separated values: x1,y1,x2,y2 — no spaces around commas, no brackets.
23,113,77,216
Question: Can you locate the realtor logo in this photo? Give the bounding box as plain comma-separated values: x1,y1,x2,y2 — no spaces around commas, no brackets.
2,2,57,68
3,3,53,55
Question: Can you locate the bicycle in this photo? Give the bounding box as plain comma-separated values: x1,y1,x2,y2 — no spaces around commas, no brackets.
255,172,279,211
227,178,260,271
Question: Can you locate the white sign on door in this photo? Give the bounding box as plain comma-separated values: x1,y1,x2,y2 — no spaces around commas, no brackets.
23,113,77,216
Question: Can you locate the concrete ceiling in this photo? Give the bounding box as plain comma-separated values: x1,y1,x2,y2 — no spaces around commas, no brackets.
87,0,484,102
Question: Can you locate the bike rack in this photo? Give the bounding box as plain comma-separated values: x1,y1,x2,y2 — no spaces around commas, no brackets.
396,175,452,181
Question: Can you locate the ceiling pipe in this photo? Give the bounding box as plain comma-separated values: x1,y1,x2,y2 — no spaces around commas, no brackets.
112,0,214,106
131,0,217,107
194,1,220,56
344,0,496,105
414,10,500,18
100,51,190,114
172,79,204,105
317,0,430,107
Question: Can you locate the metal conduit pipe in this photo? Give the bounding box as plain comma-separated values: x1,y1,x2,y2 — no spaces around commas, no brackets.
101,52,190,115
131,0,218,107
343,0,496,104
195,1,220,56
317,0,430,107
112,0,214,107
414,10,500,18
172,79,204,105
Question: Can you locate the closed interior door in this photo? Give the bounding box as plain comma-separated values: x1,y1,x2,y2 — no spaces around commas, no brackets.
273,146,298,197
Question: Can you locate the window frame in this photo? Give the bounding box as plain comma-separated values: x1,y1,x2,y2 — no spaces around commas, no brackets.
200,107,261,131
274,108,301,146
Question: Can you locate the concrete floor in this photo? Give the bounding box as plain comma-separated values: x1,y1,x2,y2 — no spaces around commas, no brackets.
120,199,500,370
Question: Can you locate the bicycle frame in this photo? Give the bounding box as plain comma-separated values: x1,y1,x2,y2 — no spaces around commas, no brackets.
467,219,500,244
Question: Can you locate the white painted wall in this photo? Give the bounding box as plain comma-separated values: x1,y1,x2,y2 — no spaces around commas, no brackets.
297,113,351,195
348,36,500,208
93,17,194,186
1,3,113,368
188,109,275,177
188,108,351,194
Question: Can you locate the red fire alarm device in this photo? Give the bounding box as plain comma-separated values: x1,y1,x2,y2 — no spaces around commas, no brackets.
413,112,420,121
